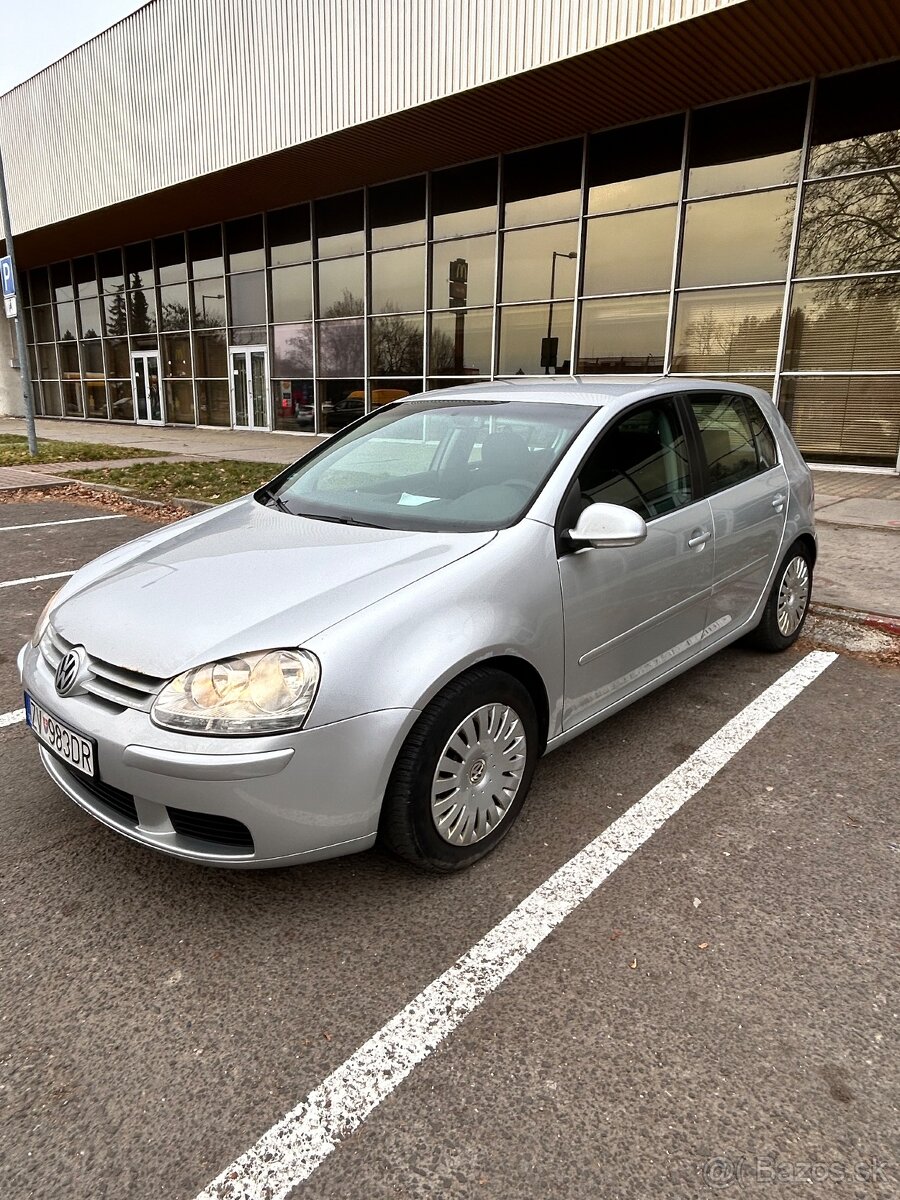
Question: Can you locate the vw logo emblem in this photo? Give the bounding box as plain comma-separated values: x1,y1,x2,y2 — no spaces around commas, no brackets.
55,648,82,697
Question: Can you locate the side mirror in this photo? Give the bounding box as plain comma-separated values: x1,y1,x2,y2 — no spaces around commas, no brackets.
568,502,648,549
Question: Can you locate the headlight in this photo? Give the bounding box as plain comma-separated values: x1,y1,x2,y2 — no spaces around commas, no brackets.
150,649,320,735
32,592,59,647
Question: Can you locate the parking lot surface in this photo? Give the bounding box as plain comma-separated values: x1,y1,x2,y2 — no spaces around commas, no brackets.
2,497,897,1199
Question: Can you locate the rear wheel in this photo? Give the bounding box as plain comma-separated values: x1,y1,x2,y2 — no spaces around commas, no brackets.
378,667,539,872
748,542,813,652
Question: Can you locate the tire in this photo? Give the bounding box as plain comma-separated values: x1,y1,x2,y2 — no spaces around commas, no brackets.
747,542,813,652
378,667,539,872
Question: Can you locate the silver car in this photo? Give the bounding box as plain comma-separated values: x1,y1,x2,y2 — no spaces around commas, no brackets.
18,378,815,872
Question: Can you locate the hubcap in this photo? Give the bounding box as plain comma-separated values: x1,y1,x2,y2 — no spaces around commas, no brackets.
776,555,810,636
431,703,528,845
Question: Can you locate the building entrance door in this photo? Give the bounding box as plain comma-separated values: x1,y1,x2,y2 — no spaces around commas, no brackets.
230,347,269,430
131,352,163,424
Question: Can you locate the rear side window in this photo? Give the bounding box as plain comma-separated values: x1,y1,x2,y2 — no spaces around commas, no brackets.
690,393,778,492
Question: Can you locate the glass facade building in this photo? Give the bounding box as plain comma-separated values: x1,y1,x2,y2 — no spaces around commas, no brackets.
16,60,900,466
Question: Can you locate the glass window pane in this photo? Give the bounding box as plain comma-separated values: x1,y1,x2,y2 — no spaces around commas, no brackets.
50,262,73,303
226,215,265,272
125,242,152,278
430,309,493,376
317,319,364,376
498,301,573,375
59,341,80,376
271,263,313,322
197,380,231,425
85,381,108,419
432,158,498,239
796,173,900,278
577,294,668,373
268,204,312,266
158,283,191,330
501,223,578,303
79,297,102,339
273,378,315,432
369,177,426,249
98,251,124,294
161,334,192,377
193,329,227,376
55,301,77,340
690,394,769,491
108,380,133,421
155,234,187,285
30,267,51,305
679,189,795,287
688,85,808,197
38,344,58,377
370,314,424,375
192,279,226,327
41,380,62,415
315,191,364,258
785,279,900,371
62,381,83,417
189,225,224,279
587,114,684,213
318,379,365,434
810,61,900,178
371,246,425,314
371,380,423,408
780,375,900,466
72,255,98,298
318,256,364,316
228,270,266,325
272,323,314,376
104,338,129,378
583,207,676,295
230,326,266,346
430,235,495,309
126,288,156,334
503,140,582,226
33,306,55,341
102,289,128,336
671,286,783,372
131,334,157,352
80,340,104,374
165,380,196,424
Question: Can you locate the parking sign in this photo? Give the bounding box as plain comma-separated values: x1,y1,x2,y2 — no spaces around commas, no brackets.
1,255,14,298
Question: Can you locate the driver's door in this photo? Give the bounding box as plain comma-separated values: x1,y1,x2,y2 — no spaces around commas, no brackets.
559,397,715,730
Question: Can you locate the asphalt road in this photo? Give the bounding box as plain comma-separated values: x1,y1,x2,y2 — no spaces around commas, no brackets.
1,497,897,1199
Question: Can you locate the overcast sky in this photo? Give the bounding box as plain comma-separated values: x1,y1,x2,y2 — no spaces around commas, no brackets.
1,0,147,96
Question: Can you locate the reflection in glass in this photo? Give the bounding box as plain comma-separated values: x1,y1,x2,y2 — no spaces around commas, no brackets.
192,279,226,327
197,380,231,426
37,344,58,377
80,340,104,375
578,295,669,373
273,378,315,433
50,262,73,303
501,223,578,303
503,140,582,226
317,319,364,376
796,173,900,278
371,246,425,314
79,297,102,338
189,226,224,279
583,208,676,295
318,257,364,316
165,381,196,424
230,326,267,346
780,375,900,466
104,339,129,378
126,288,157,334
272,264,313,323
587,115,684,213
29,267,51,305
73,256,98,298
58,341,79,376
125,242,152,277
370,314,424,375
432,158,498,239
370,379,423,407
226,215,265,272
193,330,227,376
102,289,128,336
369,177,426,249
688,85,807,197
62,381,83,417
498,302,573,375
108,380,133,421
268,205,312,266
430,309,493,376
315,191,364,258
33,306,55,342
85,381,108,419
159,283,191,330
98,250,124,294
273,323,314,376
56,301,77,340
679,190,795,287
671,286,783,372
41,380,62,415
228,271,266,325
785,279,900,372
162,334,192,377
155,234,187,284
318,379,365,434
809,61,900,178
430,235,495,309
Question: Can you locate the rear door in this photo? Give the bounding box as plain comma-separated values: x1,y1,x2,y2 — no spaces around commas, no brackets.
686,392,788,636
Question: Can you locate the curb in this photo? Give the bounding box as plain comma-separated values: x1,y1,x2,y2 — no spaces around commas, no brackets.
809,602,900,638
72,481,214,514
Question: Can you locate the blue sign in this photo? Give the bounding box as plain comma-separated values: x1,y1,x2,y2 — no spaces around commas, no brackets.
0,256,14,298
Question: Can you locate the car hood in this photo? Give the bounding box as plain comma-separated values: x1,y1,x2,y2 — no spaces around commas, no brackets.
51,496,496,678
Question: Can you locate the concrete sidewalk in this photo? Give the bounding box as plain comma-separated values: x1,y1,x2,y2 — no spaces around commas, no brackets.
2,415,898,621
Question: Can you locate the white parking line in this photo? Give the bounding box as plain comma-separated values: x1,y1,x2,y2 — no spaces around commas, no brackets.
0,570,74,591
0,515,125,533
0,708,25,728
196,649,839,1200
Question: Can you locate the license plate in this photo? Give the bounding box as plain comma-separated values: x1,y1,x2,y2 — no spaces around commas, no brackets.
25,693,96,777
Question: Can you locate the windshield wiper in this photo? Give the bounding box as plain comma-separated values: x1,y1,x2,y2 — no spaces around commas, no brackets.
260,486,293,514
298,511,385,529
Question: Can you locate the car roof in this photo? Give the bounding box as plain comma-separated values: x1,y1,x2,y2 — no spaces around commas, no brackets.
415,376,773,410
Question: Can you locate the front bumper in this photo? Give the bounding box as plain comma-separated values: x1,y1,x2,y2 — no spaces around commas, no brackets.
18,642,418,867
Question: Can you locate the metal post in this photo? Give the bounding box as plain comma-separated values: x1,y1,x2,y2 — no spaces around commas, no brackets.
0,142,38,455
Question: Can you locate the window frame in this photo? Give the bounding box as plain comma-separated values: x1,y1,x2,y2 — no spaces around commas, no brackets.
683,390,782,498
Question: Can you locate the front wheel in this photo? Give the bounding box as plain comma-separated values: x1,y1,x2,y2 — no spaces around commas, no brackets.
378,667,539,872
747,542,813,652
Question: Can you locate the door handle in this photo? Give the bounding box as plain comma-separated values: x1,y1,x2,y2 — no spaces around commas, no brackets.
772,493,786,512
687,530,711,548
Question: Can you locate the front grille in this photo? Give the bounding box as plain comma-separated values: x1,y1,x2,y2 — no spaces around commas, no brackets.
41,625,166,713
57,759,139,824
167,807,254,852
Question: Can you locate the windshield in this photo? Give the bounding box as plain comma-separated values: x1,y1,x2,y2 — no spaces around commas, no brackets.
259,399,593,532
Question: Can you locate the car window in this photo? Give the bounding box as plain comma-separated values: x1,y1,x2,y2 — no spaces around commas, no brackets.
578,397,693,520
690,393,778,491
